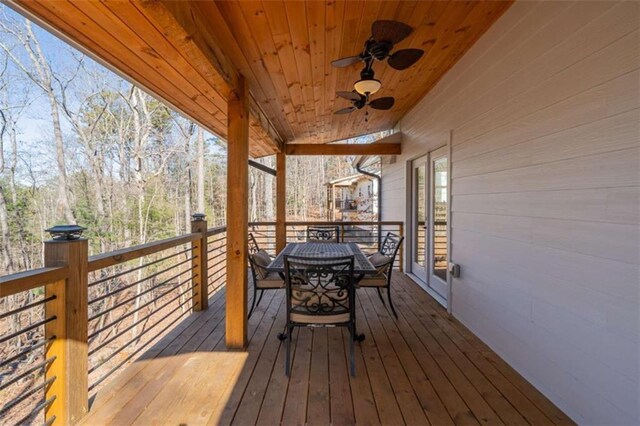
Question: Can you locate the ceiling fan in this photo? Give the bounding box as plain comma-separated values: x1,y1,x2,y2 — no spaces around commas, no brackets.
332,20,424,74
332,20,424,116
334,91,394,121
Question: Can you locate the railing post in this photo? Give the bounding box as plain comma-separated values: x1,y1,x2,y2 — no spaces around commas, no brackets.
276,151,286,253
43,225,89,425
191,213,208,311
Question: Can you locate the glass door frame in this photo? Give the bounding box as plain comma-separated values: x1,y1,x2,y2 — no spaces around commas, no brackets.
427,146,448,299
410,155,428,283
407,146,450,308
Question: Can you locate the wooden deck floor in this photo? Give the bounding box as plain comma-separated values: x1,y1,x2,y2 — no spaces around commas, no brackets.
81,273,573,425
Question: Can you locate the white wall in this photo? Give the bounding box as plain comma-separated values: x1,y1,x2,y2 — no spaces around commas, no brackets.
381,1,640,424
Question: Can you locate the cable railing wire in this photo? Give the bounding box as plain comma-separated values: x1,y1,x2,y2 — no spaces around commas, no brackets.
0,376,56,420
89,246,192,288
89,255,195,304
0,317,56,346
0,337,55,370
88,285,195,374
0,295,57,321
89,306,192,391
11,396,56,426
207,258,226,272
89,284,196,356
207,250,226,261
89,268,194,322
89,277,195,339
206,236,226,246
0,357,56,393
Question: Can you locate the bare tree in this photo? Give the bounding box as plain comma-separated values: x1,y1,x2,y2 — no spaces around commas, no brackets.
0,18,75,223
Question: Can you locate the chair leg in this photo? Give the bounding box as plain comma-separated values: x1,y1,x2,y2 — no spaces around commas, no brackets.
277,325,288,341
248,286,258,318
256,289,265,310
386,287,398,319
376,287,386,306
285,326,293,376
349,324,356,377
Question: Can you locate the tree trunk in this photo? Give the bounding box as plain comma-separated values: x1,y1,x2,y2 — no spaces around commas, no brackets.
0,185,13,273
196,128,205,213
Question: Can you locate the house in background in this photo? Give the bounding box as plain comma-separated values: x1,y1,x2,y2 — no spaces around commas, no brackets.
326,174,378,221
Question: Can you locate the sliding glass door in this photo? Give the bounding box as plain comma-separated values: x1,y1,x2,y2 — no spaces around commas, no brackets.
410,147,448,303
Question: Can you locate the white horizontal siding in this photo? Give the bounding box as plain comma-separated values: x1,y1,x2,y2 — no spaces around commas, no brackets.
381,1,640,423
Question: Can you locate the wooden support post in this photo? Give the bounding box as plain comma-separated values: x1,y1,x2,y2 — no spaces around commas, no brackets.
226,74,249,349
191,213,208,311
275,151,286,253
44,230,89,425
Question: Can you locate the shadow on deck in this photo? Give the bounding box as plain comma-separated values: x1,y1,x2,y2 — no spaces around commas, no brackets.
80,274,573,425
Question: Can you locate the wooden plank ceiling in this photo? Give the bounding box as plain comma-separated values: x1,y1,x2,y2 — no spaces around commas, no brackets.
11,0,512,156
209,0,513,145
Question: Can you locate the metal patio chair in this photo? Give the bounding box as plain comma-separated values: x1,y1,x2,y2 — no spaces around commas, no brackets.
279,255,357,376
306,225,340,243
358,232,404,319
247,244,283,318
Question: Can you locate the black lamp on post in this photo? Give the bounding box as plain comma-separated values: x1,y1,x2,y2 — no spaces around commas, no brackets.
191,213,206,222
45,225,86,241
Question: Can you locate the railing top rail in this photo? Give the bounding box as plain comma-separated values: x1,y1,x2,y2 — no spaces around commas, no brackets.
206,225,227,237
88,233,200,272
285,221,402,227
0,266,69,298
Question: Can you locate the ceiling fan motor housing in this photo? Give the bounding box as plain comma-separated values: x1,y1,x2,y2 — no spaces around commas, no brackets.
367,40,393,61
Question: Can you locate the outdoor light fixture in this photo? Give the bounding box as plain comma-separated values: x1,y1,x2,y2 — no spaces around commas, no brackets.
354,77,382,95
354,65,382,96
45,224,86,240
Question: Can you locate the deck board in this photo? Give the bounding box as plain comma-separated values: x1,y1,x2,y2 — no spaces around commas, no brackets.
81,274,574,425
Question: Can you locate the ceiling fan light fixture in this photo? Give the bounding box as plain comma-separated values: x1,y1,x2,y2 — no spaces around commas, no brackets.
354,78,381,95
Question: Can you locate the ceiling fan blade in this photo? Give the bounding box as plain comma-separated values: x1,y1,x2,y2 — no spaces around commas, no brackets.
331,56,361,68
334,106,357,115
336,91,361,101
388,48,424,70
369,97,395,110
371,20,413,45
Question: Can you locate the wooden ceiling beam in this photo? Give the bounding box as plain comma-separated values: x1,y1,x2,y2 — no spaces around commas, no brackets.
284,143,401,156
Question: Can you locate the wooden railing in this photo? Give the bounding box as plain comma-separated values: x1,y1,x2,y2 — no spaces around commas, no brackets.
249,221,404,270
0,218,402,424
0,215,227,425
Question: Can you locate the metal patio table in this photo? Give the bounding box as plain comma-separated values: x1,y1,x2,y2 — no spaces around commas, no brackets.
267,242,376,274
268,242,375,342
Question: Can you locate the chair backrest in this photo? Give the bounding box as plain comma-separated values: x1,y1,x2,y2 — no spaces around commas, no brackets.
248,249,271,281
248,232,260,254
283,255,355,324
306,226,340,243
380,232,404,265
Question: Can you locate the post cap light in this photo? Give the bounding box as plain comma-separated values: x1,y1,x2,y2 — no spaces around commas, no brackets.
45,224,86,240
191,213,206,221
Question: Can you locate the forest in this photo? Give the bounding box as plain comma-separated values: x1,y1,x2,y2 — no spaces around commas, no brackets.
0,9,367,277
